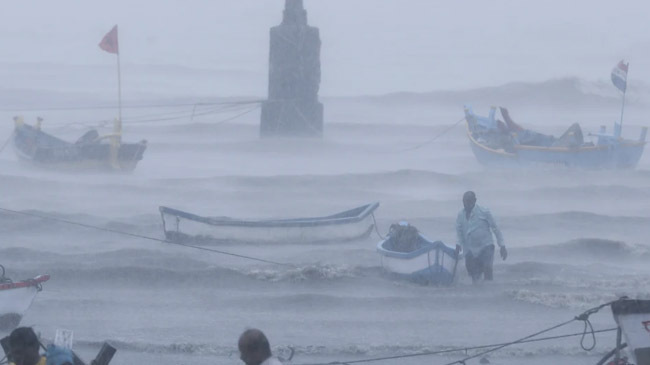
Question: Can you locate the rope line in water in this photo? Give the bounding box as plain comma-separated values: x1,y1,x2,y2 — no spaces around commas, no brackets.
370,213,386,240
0,100,264,112
0,207,290,267
294,299,623,365
441,299,619,365
295,328,618,365
21,102,260,130
0,131,14,155
398,117,466,152
210,104,261,126
121,103,259,125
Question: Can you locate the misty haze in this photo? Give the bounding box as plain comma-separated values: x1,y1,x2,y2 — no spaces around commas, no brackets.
1,1,650,365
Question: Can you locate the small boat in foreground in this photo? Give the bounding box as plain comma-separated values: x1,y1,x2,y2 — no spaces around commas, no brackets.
0,266,50,330
159,202,380,244
464,106,647,169
596,299,650,365
13,116,147,171
377,223,460,285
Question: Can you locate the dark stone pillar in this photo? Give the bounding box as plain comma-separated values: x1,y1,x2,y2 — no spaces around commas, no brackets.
260,0,324,137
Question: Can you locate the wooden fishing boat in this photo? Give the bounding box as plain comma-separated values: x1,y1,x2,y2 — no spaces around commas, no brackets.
377,222,460,285
159,202,380,244
464,106,647,169
12,116,147,171
0,266,50,330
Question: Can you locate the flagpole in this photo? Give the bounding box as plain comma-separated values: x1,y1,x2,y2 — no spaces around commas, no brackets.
619,75,627,137
116,50,122,144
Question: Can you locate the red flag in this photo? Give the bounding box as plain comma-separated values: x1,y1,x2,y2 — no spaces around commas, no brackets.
99,25,119,54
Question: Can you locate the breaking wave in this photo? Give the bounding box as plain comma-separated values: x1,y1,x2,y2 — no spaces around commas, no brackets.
246,263,370,282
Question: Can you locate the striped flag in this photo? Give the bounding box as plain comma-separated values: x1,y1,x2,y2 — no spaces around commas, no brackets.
611,60,629,93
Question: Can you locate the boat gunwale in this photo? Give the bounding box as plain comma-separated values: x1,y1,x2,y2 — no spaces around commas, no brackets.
0,275,50,291
465,119,646,156
159,202,380,228
376,234,458,260
14,123,147,150
465,125,518,158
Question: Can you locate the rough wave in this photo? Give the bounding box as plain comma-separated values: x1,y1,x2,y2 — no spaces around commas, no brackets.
524,238,650,259
73,339,614,359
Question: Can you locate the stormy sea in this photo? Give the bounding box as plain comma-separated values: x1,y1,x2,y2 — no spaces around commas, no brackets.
1,78,650,365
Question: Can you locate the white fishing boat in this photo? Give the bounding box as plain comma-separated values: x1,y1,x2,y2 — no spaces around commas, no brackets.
159,202,380,244
0,266,50,330
377,222,460,285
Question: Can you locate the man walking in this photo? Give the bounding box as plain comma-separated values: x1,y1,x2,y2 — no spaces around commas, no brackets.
456,191,507,283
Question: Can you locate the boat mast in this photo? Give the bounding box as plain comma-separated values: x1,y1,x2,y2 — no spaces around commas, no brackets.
618,63,629,138
116,43,123,145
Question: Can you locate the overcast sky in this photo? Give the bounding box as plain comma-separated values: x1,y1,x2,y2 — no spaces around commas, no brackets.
1,0,649,96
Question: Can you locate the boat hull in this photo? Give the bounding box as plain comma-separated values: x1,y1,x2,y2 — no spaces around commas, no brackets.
13,123,147,172
468,130,646,169
160,203,380,244
0,275,50,330
377,236,459,285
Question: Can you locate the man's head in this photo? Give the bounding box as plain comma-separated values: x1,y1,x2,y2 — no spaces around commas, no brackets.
238,329,272,365
8,327,41,365
463,191,476,212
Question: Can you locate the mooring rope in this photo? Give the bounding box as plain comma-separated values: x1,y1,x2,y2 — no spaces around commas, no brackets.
0,100,264,112
0,207,290,267
398,116,466,152
0,132,14,155
294,328,618,365
294,299,624,365
370,213,386,240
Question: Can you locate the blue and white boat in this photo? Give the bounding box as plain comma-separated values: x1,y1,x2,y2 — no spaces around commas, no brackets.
377,224,460,285
464,106,647,169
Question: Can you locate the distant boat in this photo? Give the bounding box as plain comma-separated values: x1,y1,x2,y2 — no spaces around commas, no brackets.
377,223,460,285
12,116,147,171
464,106,646,169
159,202,380,244
0,266,50,330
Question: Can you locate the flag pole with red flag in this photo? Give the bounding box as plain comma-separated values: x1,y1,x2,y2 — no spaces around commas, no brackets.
99,25,122,168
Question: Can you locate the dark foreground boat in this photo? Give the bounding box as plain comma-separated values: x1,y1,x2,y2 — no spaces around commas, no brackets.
464,106,647,169
377,222,460,285
13,117,147,171
160,202,380,244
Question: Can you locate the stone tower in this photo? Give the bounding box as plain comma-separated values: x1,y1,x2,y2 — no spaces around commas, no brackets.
260,0,324,137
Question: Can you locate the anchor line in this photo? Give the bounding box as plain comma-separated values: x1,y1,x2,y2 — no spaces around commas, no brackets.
0,100,264,112
294,299,624,365
370,213,386,240
0,131,14,155
0,207,290,267
398,116,466,152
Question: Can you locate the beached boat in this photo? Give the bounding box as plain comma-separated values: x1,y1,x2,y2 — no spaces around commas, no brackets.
0,266,50,330
463,106,647,169
12,117,147,171
377,223,460,285
159,202,380,244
